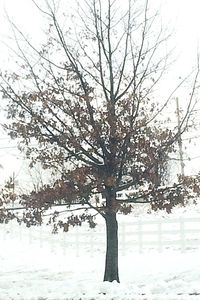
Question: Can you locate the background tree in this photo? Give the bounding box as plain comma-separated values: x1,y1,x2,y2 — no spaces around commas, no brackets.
0,0,199,282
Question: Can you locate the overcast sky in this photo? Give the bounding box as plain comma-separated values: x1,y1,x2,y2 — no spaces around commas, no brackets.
0,0,200,187
0,0,199,66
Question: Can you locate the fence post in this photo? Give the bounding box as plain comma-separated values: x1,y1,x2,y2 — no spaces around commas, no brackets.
158,220,162,253
138,220,143,253
121,222,126,256
90,228,94,257
28,226,32,245
39,225,43,248
180,217,185,253
3,222,7,240
50,232,56,254
62,232,66,255
75,227,79,257
19,224,22,241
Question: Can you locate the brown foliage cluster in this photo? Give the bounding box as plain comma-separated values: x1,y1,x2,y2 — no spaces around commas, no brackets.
48,213,97,233
0,0,199,233
0,208,16,224
150,185,185,213
20,180,77,209
150,175,200,213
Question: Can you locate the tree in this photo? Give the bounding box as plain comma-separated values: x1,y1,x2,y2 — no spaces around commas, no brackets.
0,0,199,282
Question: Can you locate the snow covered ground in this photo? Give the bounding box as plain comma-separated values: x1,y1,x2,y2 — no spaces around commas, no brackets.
1,205,200,299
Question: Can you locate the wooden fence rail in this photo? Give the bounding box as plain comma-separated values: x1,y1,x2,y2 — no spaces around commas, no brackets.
1,216,200,255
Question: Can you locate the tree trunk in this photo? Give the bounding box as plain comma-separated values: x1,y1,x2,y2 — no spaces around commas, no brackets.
103,211,120,282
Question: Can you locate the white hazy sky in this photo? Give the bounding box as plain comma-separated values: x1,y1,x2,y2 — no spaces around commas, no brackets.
0,0,200,187
0,0,199,68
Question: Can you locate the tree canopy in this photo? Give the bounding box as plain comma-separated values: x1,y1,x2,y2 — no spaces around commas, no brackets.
0,0,200,282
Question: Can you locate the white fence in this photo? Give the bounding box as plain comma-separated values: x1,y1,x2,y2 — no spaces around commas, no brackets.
119,217,200,254
1,216,200,255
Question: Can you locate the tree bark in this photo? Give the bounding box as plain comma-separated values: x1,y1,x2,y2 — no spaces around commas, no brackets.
103,210,120,282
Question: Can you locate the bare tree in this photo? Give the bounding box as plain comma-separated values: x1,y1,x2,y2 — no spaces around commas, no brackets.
0,0,199,282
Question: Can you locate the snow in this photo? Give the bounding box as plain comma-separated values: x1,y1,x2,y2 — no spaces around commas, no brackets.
1,206,200,299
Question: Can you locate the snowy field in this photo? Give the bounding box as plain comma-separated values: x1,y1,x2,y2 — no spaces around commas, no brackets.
1,205,200,300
